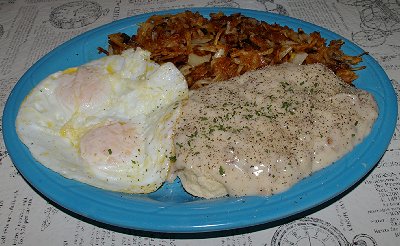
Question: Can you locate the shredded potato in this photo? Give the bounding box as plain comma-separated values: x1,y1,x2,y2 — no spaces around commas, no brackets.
102,11,365,89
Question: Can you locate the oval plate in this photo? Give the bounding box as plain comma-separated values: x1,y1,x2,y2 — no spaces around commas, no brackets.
2,8,398,233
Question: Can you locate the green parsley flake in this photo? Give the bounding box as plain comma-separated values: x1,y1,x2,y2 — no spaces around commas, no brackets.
219,166,225,176
281,101,292,111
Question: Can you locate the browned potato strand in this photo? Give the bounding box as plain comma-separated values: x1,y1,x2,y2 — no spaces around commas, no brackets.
102,11,365,89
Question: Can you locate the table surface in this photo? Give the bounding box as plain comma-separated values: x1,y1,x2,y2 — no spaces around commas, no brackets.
0,0,399,245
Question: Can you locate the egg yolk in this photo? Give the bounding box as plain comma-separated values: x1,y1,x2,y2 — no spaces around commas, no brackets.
80,122,141,167
55,66,111,113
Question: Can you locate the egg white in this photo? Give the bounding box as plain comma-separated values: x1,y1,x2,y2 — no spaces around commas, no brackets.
16,48,188,193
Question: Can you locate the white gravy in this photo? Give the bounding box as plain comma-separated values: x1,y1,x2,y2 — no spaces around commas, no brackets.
174,64,378,198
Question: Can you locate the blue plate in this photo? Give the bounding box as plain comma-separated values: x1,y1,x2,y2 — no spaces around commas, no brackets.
2,8,398,233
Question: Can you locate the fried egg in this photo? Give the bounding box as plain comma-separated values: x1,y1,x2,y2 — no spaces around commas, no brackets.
16,48,188,193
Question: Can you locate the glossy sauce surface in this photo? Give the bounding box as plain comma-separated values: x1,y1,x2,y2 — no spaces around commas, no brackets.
174,64,378,199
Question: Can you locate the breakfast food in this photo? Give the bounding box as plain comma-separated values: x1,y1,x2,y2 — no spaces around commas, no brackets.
17,10,378,198
103,11,365,89
16,48,188,193
173,63,377,198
